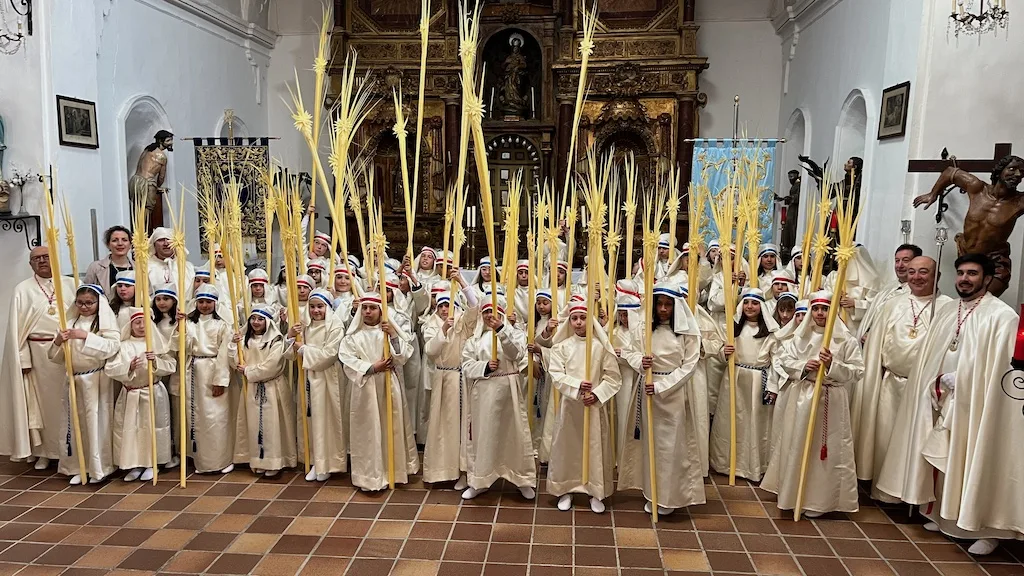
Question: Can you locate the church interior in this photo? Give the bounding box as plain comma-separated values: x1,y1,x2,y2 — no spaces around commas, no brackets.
0,0,1023,574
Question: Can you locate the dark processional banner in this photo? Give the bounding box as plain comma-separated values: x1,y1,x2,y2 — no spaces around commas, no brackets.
192,137,270,263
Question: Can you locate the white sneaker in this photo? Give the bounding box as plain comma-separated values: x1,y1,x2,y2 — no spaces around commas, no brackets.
220,464,234,474
305,466,318,482
645,501,652,514
88,474,104,484
968,538,999,556
140,468,154,482
69,474,83,486
123,468,143,482
557,495,572,511
519,486,536,500
453,475,468,491
253,468,263,475
315,473,330,482
264,469,280,478
34,457,50,470
461,486,488,500
923,522,940,532
643,501,673,515
804,510,824,518
165,456,180,470
589,498,606,514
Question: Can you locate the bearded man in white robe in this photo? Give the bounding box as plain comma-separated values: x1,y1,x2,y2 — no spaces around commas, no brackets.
854,256,949,489
148,228,195,296
876,254,1023,556
0,247,77,467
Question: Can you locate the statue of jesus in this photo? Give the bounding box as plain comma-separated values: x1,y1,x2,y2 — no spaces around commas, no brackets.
913,154,1024,296
129,130,173,230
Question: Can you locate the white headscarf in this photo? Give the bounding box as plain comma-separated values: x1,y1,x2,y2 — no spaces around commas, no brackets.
650,280,699,336
148,227,180,259
735,287,779,333
792,290,855,357
247,304,283,342
68,283,119,335
119,306,170,353
551,299,615,354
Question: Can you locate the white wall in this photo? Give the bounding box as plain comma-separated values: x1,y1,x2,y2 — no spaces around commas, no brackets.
698,20,783,139
907,1,1024,304
776,0,924,281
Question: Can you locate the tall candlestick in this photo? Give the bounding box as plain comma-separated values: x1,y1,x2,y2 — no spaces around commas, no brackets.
531,88,536,119
489,88,495,119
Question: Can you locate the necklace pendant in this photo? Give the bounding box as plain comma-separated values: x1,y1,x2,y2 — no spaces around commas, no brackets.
47,305,56,316
949,339,958,352
908,328,918,339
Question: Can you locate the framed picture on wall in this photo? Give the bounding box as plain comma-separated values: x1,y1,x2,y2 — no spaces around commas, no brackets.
877,82,910,140
56,95,99,149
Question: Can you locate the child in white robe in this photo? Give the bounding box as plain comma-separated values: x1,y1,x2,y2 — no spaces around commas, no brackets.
107,307,175,481
338,292,420,491
287,289,346,482
331,266,358,327
620,281,704,515
610,291,642,463
711,288,780,482
422,286,479,487
233,305,296,477
152,283,184,470
761,292,862,517
460,295,537,501
49,284,121,484
306,258,328,289
183,285,236,474
247,268,281,312
547,301,621,513
110,271,137,330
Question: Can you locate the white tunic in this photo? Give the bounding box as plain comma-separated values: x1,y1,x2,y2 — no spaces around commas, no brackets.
107,337,175,469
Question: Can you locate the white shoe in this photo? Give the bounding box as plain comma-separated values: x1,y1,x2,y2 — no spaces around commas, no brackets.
264,469,280,478
34,457,50,470
140,468,154,482
220,464,234,474
519,486,536,500
590,498,606,514
69,475,83,486
164,456,180,470
253,468,263,475
461,487,488,500
968,538,999,556
88,474,104,484
315,473,330,482
557,495,572,511
643,501,673,515
453,475,468,491
804,510,824,518
305,466,318,482
923,522,940,532
124,468,143,482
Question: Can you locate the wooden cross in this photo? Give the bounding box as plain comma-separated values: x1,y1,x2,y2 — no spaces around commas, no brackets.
908,142,1012,174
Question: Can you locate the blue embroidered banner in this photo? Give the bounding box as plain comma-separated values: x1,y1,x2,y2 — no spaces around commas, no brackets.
689,139,779,252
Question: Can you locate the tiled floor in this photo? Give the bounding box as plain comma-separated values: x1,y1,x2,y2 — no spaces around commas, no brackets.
0,461,1020,576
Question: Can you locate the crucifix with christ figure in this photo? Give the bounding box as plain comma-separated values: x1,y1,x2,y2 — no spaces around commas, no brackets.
909,143,1024,297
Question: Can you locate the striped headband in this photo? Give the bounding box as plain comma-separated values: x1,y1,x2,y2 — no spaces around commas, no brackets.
517,262,529,271
420,246,436,256
195,270,211,278
296,277,314,289
251,308,275,321
652,286,684,299
361,295,382,305
556,261,568,271
436,295,451,305
334,267,351,277
481,302,506,314
195,291,218,302
569,303,588,314
314,232,331,243
777,292,798,302
248,276,268,285
536,290,552,301
617,302,641,310
430,285,448,294
795,304,809,313
759,247,779,257
153,288,178,300
810,297,832,306
741,292,766,303
772,275,795,284
307,261,326,272
130,309,146,322
309,292,333,306
80,284,105,297
115,276,135,286
616,285,641,299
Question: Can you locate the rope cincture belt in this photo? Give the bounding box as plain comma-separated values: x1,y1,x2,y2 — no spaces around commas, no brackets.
65,364,103,455
735,362,775,406
435,365,463,425
254,380,269,459
634,371,672,440
189,355,218,453
820,380,839,461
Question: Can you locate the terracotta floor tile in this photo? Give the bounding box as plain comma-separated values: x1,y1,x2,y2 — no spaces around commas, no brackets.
773,518,821,536
389,490,428,505
34,544,91,566
314,486,355,503
39,493,89,508
24,524,77,544
796,555,851,576
616,527,658,548
705,551,754,572
662,549,709,571
785,535,834,556
346,557,396,575
162,550,219,573
438,561,483,576
125,510,177,529
252,553,307,575
271,534,320,554
246,515,293,534
614,511,654,529
401,539,445,560
451,523,492,542
889,561,942,576
573,568,618,576
0,522,39,541
5,492,52,507
207,512,255,532
10,566,62,576
279,485,321,500
618,547,662,568
574,545,618,567
458,506,497,523
240,484,284,499
874,540,926,561
205,482,247,497
18,508,65,523
496,508,535,525
206,552,262,575
747,553,800,575
574,510,614,527
482,564,528,576
845,558,896,576
140,528,197,550
117,548,175,571
357,538,404,558
329,518,372,537
224,498,269,515
72,546,132,569
111,494,162,511
487,543,529,564
341,502,383,519
184,495,234,514
286,516,333,536
829,537,880,558
533,509,570,526
226,532,279,554
532,525,571,545
409,521,453,540
916,543,974,562
184,530,238,551
933,563,987,576
62,526,116,546
861,522,911,541
443,541,488,562
698,530,742,551
575,527,614,546
690,514,735,532
369,520,413,539
102,528,156,547
0,542,49,563
491,524,532,543
419,504,459,522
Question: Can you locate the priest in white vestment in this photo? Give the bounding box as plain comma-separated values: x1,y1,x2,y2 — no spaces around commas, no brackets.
876,254,1023,556
854,256,948,487
856,243,920,340
761,291,863,517
0,247,77,467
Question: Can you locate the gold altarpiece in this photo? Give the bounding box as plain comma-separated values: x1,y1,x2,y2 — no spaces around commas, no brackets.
331,0,708,263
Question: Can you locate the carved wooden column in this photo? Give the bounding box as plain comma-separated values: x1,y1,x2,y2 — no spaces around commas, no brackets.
683,0,696,22
443,97,460,185
555,100,573,198
678,98,695,175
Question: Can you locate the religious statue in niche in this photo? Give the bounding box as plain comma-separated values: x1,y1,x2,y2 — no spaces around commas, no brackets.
498,33,529,118
775,169,801,254
914,154,1024,297
130,130,173,230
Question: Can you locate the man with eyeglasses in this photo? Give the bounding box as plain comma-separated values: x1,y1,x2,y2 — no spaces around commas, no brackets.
0,247,78,469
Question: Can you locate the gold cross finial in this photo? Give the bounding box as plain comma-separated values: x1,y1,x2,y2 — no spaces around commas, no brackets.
224,109,236,140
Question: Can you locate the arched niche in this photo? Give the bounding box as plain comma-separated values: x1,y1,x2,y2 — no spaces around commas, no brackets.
780,108,810,254
119,95,174,224
836,90,870,232
480,28,543,120
216,113,250,140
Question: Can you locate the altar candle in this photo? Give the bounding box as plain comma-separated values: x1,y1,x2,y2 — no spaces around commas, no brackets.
489,89,495,119
531,88,536,119
1013,304,1024,369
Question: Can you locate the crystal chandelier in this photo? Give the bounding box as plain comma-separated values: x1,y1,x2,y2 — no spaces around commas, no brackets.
949,0,1010,38
0,0,32,55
